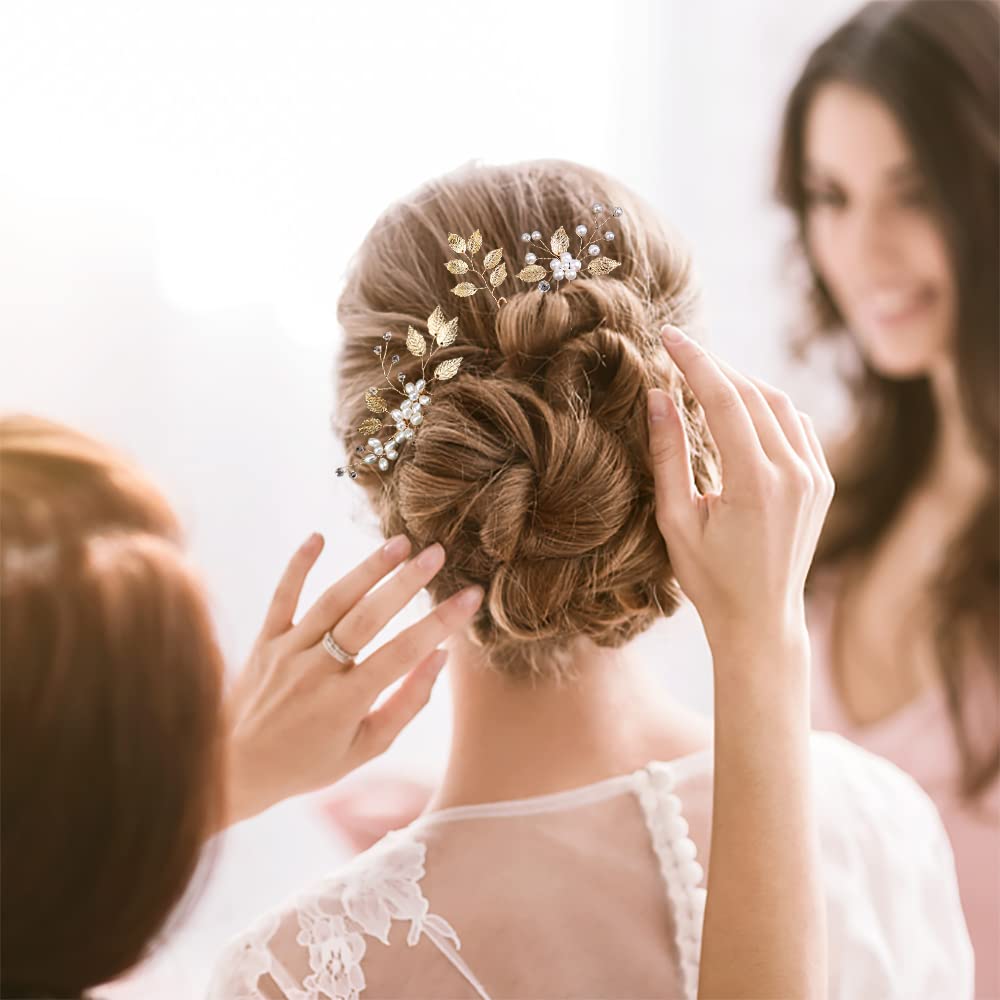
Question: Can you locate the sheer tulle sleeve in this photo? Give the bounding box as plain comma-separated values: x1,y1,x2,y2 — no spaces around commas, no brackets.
810,734,974,999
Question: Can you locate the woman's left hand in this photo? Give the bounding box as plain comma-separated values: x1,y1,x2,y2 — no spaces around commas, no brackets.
220,532,481,829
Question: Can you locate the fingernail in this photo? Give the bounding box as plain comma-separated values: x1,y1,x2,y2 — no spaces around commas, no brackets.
455,584,484,610
416,542,445,570
383,534,410,561
304,532,323,552
648,388,668,423
661,324,686,343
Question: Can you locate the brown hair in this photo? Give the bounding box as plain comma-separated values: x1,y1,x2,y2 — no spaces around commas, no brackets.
1,415,226,997
336,160,718,681
775,0,999,796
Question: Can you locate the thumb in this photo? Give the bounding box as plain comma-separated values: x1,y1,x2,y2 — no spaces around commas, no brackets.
648,388,698,534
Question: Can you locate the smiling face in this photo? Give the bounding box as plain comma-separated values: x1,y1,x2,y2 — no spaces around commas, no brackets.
802,82,956,379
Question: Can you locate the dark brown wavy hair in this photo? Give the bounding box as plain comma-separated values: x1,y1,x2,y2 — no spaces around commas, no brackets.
335,160,719,681
0,415,226,997
775,0,999,797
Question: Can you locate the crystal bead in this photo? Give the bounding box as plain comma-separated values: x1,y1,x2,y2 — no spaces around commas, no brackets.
588,244,600,255
391,354,399,363
382,331,391,340
355,445,363,454
398,373,406,383
336,467,345,477
592,202,604,214
531,230,541,240
521,232,531,242
575,224,588,237
524,252,537,264
538,281,550,292
613,206,623,217
372,346,381,354
378,457,389,471
604,231,615,240
419,394,431,405
348,470,357,479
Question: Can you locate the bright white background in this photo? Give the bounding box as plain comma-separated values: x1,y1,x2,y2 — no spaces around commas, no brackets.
1,1,857,994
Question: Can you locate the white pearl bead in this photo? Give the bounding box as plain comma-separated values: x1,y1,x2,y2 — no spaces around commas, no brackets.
592,202,603,214
410,413,423,425
662,793,682,817
673,839,697,864
405,383,416,395
531,230,541,240
404,428,415,439
521,232,531,242
552,268,565,281
665,815,689,839
588,244,600,255
575,224,587,237
565,269,577,280
367,437,381,448
419,394,431,405
549,258,561,270
386,450,397,460
560,251,572,264
390,409,403,422
681,860,704,886
524,252,537,264
378,457,389,471
571,259,582,270
416,379,426,391
363,454,378,465
604,231,615,240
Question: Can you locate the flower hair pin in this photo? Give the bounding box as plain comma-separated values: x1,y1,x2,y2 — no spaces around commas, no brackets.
335,307,464,479
443,202,624,302
514,202,624,293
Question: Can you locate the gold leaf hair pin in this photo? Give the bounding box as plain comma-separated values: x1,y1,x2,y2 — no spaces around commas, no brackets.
335,307,463,480
445,201,624,302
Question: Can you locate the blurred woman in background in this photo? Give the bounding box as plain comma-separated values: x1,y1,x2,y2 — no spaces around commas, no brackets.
775,1,999,994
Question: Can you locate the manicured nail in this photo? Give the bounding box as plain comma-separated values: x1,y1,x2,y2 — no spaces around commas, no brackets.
455,584,484,610
416,542,445,570
648,388,668,423
661,324,686,343
303,532,323,552
383,534,411,561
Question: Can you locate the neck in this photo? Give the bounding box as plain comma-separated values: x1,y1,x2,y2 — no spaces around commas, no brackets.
427,632,711,812
925,359,989,502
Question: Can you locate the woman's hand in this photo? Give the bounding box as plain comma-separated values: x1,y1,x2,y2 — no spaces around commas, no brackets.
648,324,832,1000
221,534,483,829
647,324,834,651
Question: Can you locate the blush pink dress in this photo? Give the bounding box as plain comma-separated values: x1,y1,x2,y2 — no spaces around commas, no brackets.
809,572,1000,999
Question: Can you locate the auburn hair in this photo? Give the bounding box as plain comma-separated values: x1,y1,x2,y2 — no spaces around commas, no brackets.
1,415,226,997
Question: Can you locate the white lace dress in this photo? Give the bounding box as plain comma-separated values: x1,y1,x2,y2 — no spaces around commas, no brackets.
207,733,973,1000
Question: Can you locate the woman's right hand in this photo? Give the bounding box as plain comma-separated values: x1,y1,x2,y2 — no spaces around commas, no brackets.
647,323,834,651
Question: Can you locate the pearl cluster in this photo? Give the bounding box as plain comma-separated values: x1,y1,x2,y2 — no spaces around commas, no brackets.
359,379,431,471
517,201,625,294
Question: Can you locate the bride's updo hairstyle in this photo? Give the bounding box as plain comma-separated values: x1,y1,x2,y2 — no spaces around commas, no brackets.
336,160,717,680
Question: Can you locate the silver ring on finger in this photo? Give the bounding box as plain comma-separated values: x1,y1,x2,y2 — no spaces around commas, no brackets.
321,629,356,669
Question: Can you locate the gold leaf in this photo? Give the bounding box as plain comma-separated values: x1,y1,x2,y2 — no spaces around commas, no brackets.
452,282,478,297
365,391,388,414
550,226,570,255
490,262,507,287
588,256,621,276
516,264,548,283
434,357,464,381
483,248,503,270
427,306,446,340
358,417,382,435
447,233,466,254
467,229,482,254
436,316,459,346
406,325,426,356
445,259,469,274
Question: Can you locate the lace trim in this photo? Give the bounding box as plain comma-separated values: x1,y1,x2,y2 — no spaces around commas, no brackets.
637,762,706,1000
210,830,464,1000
